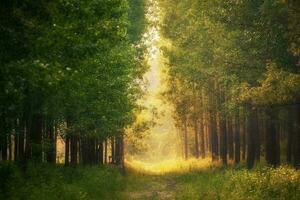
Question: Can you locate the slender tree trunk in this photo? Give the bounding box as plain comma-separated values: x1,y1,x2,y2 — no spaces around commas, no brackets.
46,120,56,163
1,114,7,161
227,118,234,160
194,119,199,158
2,134,7,161
286,112,293,164
81,137,87,165
78,137,82,164
116,135,122,165
70,135,78,166
255,112,261,162
210,111,218,161
120,134,125,173
14,128,19,161
104,139,107,164
111,137,115,164
65,135,70,166
293,104,300,168
183,119,188,160
24,117,31,161
265,108,280,166
220,114,227,165
247,106,257,169
241,113,246,161
199,114,205,158
19,119,25,162
99,140,103,164
217,89,227,165
234,111,240,164
31,114,43,162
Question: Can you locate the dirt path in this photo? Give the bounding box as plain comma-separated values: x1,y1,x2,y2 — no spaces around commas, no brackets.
124,175,177,200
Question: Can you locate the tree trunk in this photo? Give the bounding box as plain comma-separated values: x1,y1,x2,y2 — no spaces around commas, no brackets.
19,119,25,162
31,114,43,162
210,111,218,161
293,104,300,168
65,135,70,166
220,114,227,166
286,111,293,164
255,112,261,162
199,114,205,158
111,137,115,164
14,128,19,161
70,135,78,166
194,119,199,158
241,113,246,161
227,118,234,160
183,119,188,160
78,138,82,164
265,108,280,166
99,140,103,164
46,120,56,163
2,135,7,161
234,111,240,164
246,106,257,169
104,139,107,164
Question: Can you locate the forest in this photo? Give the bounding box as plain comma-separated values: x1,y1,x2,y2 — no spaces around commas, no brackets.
1,0,300,200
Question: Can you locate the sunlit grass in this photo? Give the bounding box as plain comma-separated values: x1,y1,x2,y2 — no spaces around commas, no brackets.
125,158,218,175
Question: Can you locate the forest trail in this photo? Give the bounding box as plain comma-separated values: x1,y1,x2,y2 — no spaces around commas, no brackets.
125,174,177,200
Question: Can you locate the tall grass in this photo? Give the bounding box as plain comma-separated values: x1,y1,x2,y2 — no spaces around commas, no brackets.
174,166,300,200
0,162,126,200
1,161,300,200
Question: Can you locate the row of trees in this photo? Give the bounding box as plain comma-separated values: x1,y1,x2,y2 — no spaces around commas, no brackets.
160,0,300,168
0,0,146,166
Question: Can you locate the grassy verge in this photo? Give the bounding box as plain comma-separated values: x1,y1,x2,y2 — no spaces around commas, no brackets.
1,160,300,200
0,162,127,200
172,166,300,200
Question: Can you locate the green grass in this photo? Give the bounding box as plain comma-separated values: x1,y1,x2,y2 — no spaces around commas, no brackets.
171,166,300,200
1,162,300,200
0,162,126,200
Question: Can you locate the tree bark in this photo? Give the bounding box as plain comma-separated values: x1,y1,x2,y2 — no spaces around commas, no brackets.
111,137,115,164
183,119,188,160
99,139,103,164
246,106,257,169
65,135,70,166
220,114,227,165
31,114,43,162
46,120,56,164
104,139,107,164
70,135,78,166
241,113,246,161
265,108,280,166
234,111,240,164
199,113,205,158
194,119,199,158
293,104,300,168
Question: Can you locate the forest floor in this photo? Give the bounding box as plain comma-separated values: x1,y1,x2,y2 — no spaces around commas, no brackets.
124,174,176,200
122,159,300,200
1,160,300,200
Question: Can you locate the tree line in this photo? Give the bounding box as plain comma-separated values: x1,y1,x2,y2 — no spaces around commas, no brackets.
0,0,146,166
160,0,300,168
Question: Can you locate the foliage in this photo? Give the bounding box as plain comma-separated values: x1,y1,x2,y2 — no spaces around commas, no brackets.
0,0,147,164
175,166,300,200
0,162,126,200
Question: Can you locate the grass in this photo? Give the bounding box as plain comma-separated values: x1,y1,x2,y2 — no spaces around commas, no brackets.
1,159,300,200
0,162,126,200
